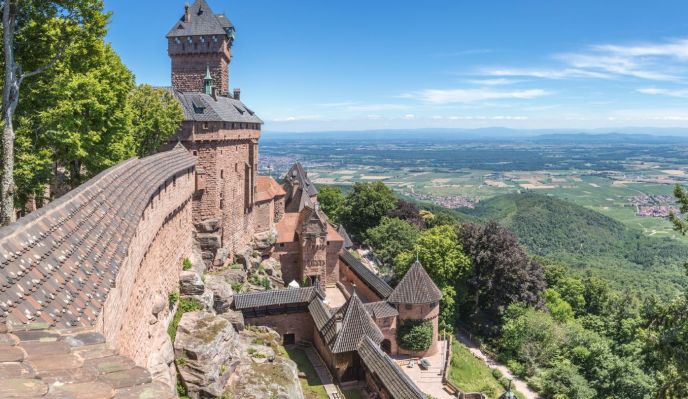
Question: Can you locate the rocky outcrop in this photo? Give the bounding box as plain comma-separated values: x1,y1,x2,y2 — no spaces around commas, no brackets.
259,257,282,279
204,274,235,314
174,312,240,398
180,270,205,296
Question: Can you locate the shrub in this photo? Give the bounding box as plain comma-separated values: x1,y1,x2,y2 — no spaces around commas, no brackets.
168,298,204,341
182,258,193,271
397,319,433,352
168,291,179,307
492,368,504,380
231,282,244,293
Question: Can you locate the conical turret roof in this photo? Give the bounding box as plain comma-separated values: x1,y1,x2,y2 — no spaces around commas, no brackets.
388,261,442,305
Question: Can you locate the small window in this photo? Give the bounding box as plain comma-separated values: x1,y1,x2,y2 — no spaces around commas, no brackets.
202,122,209,130
192,150,198,156
220,170,224,179
405,304,413,310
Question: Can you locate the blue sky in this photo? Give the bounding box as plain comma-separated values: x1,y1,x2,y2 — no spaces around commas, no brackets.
104,0,688,132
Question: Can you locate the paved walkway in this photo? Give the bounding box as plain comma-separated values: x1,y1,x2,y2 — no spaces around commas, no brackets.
395,340,453,399
304,346,341,398
455,331,541,399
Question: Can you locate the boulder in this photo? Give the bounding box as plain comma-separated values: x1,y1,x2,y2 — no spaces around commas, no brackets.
220,310,245,332
196,232,222,250
253,229,277,250
195,218,221,233
213,247,230,267
180,271,204,296
204,275,234,314
259,258,281,278
174,312,241,399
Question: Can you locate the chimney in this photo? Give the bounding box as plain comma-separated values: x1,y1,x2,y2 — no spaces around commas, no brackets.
211,87,217,101
233,88,241,101
184,3,191,22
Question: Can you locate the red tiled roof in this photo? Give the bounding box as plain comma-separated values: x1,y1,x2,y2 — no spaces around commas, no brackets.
255,176,285,203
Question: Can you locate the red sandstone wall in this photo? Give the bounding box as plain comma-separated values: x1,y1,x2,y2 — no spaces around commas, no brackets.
245,313,314,344
182,124,261,256
99,169,195,368
338,261,384,304
397,303,440,357
254,200,273,233
273,242,301,285
325,241,342,286
168,36,231,95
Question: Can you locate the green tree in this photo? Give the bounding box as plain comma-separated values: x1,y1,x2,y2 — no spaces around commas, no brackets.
544,288,574,322
395,225,470,330
1,0,108,224
539,361,597,399
128,84,183,157
339,182,396,239
365,216,419,267
317,186,345,224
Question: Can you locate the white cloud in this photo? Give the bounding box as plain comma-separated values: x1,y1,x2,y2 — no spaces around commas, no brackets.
410,88,550,104
637,87,688,98
556,53,679,81
484,67,612,80
403,114,416,120
467,78,520,86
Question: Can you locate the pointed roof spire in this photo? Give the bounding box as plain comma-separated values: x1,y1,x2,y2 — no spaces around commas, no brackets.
327,291,384,353
388,260,442,305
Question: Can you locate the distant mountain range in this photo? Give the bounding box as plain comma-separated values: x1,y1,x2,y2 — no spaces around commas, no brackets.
263,128,688,143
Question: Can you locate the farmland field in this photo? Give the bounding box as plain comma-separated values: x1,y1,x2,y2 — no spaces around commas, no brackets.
260,131,688,241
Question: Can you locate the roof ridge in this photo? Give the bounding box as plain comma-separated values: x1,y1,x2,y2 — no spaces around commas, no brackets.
388,260,442,305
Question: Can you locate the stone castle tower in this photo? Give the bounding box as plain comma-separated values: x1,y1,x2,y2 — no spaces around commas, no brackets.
167,0,234,95
167,0,266,266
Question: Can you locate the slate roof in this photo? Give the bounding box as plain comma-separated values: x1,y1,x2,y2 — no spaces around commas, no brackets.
286,163,318,197
167,0,233,38
308,297,332,331
339,250,393,299
337,225,354,249
364,301,399,319
233,286,322,310
357,336,427,399
0,145,196,329
319,292,383,354
387,261,442,305
175,91,263,124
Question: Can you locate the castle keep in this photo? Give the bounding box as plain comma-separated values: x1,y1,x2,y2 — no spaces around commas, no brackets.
0,1,439,398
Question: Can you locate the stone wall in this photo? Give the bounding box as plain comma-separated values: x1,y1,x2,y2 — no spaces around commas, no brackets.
339,261,384,304
98,168,195,383
182,125,261,258
273,242,301,285
254,200,274,234
325,241,343,286
396,302,440,357
244,312,314,344
168,36,231,95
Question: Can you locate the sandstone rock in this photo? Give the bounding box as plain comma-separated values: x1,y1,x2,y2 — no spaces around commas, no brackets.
195,218,221,233
197,232,222,250
204,275,234,314
151,292,167,316
252,229,277,250
180,271,204,296
188,289,215,312
174,312,240,399
220,310,245,332
226,354,304,399
213,247,230,267
259,258,281,278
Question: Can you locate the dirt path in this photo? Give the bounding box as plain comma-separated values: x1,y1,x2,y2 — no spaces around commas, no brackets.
455,331,541,399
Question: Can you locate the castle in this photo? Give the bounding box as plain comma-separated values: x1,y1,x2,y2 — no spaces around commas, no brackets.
0,1,440,398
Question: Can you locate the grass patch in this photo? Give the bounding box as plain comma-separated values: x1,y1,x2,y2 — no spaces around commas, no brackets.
284,348,329,399
342,389,364,399
168,297,204,342
449,340,525,399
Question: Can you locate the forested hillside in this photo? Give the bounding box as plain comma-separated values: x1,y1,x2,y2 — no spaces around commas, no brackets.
464,193,688,296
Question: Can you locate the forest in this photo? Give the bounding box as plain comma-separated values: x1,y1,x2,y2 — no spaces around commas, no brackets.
319,182,688,399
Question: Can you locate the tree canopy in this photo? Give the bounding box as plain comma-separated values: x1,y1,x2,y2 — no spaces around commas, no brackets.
365,216,419,267
339,182,397,239
317,186,345,225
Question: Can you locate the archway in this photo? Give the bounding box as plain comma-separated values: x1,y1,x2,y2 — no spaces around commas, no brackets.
381,339,392,355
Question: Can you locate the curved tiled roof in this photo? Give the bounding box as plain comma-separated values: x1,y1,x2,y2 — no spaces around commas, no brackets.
339,250,392,299
388,261,442,305
358,336,426,399
0,145,195,329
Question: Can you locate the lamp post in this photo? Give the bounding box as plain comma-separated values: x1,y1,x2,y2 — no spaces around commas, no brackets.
503,378,516,399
